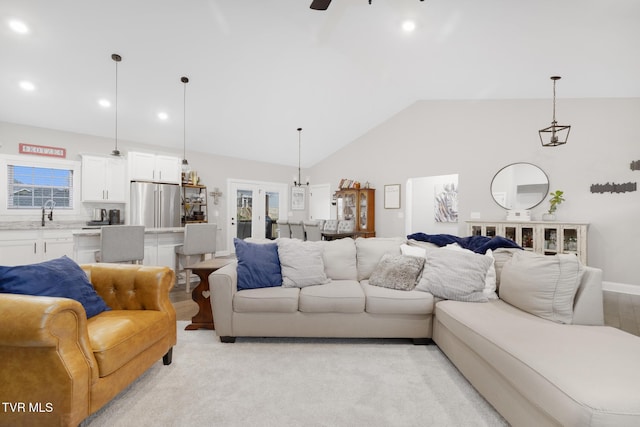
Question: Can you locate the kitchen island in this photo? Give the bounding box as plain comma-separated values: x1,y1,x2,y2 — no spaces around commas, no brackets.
72,227,184,270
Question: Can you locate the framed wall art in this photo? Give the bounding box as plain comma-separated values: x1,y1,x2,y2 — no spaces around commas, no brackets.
384,184,401,209
291,187,305,210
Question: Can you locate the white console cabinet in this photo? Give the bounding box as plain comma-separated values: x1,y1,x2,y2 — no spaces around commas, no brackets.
466,220,588,264
128,152,181,184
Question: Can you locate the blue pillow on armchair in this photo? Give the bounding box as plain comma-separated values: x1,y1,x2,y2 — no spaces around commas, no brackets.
234,238,282,290
0,256,110,318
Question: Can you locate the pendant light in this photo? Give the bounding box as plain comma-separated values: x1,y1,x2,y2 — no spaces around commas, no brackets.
293,127,309,187
111,53,122,156
181,76,191,173
539,76,571,147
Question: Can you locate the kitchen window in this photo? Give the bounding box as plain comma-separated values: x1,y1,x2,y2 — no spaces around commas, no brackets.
7,165,73,209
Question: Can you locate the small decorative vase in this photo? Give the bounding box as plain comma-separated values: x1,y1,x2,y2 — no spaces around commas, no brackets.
542,213,556,221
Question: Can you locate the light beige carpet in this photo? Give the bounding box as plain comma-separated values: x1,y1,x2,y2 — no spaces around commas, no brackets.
81,322,507,426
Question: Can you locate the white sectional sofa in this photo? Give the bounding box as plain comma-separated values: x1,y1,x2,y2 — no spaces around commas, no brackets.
209,236,640,426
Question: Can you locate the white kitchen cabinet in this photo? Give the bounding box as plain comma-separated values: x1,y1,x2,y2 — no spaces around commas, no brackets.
0,230,74,266
129,152,181,184
81,155,126,202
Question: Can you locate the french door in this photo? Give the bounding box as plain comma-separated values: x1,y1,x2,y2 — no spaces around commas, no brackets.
227,179,288,251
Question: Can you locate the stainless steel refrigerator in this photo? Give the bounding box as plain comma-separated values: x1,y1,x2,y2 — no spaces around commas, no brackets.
130,181,181,228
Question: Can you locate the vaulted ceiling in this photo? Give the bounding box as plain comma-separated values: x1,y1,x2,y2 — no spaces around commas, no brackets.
1,0,639,167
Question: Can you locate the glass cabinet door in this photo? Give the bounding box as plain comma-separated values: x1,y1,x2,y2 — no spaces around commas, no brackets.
359,192,368,231
542,226,559,255
561,226,579,254
504,226,517,242
520,226,534,250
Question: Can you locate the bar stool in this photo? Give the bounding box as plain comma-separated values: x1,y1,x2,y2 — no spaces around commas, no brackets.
95,225,145,264
175,223,217,293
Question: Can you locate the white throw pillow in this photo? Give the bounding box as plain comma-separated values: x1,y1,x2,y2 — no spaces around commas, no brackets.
416,248,492,302
499,251,584,324
277,238,331,288
441,244,498,300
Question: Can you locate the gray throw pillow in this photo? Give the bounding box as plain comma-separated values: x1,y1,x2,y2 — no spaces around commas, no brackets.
416,248,491,302
369,254,425,291
277,238,331,288
499,251,584,324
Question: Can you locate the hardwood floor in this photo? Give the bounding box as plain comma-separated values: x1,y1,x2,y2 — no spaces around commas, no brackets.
170,284,640,338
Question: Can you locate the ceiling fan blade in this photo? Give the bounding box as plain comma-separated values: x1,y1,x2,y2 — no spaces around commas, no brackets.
310,0,332,10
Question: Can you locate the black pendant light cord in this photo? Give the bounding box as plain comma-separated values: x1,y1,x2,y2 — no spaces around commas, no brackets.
111,53,122,156
181,76,189,168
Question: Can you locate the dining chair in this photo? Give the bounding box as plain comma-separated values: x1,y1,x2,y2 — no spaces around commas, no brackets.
289,220,306,240
303,220,324,241
277,219,291,238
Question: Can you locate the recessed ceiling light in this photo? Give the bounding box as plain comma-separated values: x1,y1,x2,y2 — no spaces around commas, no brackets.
402,20,416,32
98,99,111,108
9,19,29,34
157,112,169,120
19,81,35,91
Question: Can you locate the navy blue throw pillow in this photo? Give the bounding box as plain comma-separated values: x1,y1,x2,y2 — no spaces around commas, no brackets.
234,238,282,290
0,256,110,318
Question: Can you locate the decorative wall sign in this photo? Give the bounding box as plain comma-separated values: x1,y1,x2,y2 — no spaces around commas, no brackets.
19,143,66,158
590,182,637,194
631,160,640,171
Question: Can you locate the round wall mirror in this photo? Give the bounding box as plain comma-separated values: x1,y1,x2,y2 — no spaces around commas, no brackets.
490,163,549,210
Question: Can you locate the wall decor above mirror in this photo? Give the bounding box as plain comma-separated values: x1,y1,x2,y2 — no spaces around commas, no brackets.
490,163,549,210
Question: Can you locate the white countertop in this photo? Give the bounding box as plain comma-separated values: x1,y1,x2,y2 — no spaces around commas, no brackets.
0,221,185,234
72,227,185,236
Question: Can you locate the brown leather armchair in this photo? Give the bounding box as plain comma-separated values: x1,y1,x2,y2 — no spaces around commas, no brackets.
0,263,176,427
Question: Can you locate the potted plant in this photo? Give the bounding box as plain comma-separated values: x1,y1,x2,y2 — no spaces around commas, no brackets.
543,190,565,220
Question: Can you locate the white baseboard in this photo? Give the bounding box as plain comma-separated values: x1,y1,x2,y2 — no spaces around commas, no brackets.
603,281,640,295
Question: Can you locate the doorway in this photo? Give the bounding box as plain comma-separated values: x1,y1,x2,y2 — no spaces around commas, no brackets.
227,179,288,252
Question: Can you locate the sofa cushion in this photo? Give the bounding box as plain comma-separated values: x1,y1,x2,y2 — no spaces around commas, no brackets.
0,256,110,318
416,248,491,302
87,309,169,377
320,238,357,280
298,281,364,313
356,237,405,281
368,254,425,291
435,300,640,425
277,238,331,288
362,281,434,315
500,251,584,324
233,287,300,313
234,238,282,290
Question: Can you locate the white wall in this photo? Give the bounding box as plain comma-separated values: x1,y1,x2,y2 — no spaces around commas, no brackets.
3,97,639,288
0,121,298,253
309,98,640,288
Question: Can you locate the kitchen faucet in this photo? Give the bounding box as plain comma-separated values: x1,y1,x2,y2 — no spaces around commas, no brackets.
42,199,55,226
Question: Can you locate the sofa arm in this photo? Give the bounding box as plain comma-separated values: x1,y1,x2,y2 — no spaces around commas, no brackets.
572,266,604,326
81,264,175,316
209,261,238,338
0,293,98,423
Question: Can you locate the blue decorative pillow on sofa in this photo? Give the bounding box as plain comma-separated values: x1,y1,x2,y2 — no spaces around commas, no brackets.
0,256,110,318
234,238,282,290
